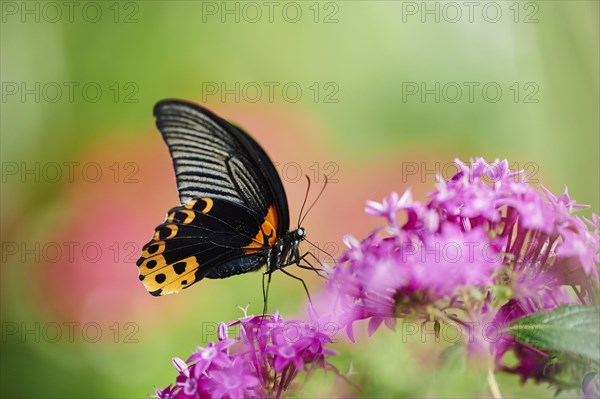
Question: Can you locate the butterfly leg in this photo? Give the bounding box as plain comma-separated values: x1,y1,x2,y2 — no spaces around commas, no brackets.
302,251,331,277
296,263,328,278
277,266,313,305
289,250,329,278
261,270,273,316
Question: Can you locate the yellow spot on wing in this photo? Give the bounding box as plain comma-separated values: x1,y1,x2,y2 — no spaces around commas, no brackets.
139,254,167,275
153,224,178,240
159,275,196,295
184,198,213,214
141,256,200,294
199,198,214,214
142,241,166,257
184,199,198,209
168,209,195,224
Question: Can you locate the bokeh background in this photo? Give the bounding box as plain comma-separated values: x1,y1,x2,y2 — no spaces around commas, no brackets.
1,1,598,398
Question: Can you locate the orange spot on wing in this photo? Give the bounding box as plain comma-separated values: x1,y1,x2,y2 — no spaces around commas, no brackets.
244,204,278,254
266,203,277,231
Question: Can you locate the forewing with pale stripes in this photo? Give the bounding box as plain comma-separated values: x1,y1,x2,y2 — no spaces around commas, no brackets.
154,100,287,229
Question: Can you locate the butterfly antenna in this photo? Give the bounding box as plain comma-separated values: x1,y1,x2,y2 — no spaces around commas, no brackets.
297,175,312,228
299,175,328,226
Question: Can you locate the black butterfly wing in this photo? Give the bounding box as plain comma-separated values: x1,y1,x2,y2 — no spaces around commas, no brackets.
137,198,277,296
153,99,289,232
137,100,288,296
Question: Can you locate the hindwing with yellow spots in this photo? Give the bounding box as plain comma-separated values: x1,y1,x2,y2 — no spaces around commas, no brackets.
137,197,279,296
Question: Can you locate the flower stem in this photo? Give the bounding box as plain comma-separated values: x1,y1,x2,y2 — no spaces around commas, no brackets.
276,366,288,399
513,338,549,358
571,284,586,304
487,368,502,399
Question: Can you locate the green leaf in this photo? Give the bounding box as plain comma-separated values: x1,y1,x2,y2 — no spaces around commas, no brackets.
506,305,600,363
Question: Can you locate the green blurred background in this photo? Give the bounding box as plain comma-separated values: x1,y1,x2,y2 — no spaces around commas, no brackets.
1,1,598,397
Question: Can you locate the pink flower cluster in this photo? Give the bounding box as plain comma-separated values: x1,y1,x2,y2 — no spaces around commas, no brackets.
328,158,599,382
155,308,338,399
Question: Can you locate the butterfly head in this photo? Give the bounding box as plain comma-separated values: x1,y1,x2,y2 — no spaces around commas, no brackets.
293,227,306,242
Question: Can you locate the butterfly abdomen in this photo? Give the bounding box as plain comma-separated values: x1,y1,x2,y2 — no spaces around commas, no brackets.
205,254,264,279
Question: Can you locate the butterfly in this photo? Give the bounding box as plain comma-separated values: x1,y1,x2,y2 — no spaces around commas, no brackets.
137,99,322,298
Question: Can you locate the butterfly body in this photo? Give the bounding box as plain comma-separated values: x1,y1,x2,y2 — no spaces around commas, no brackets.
137,100,307,296
264,227,305,273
